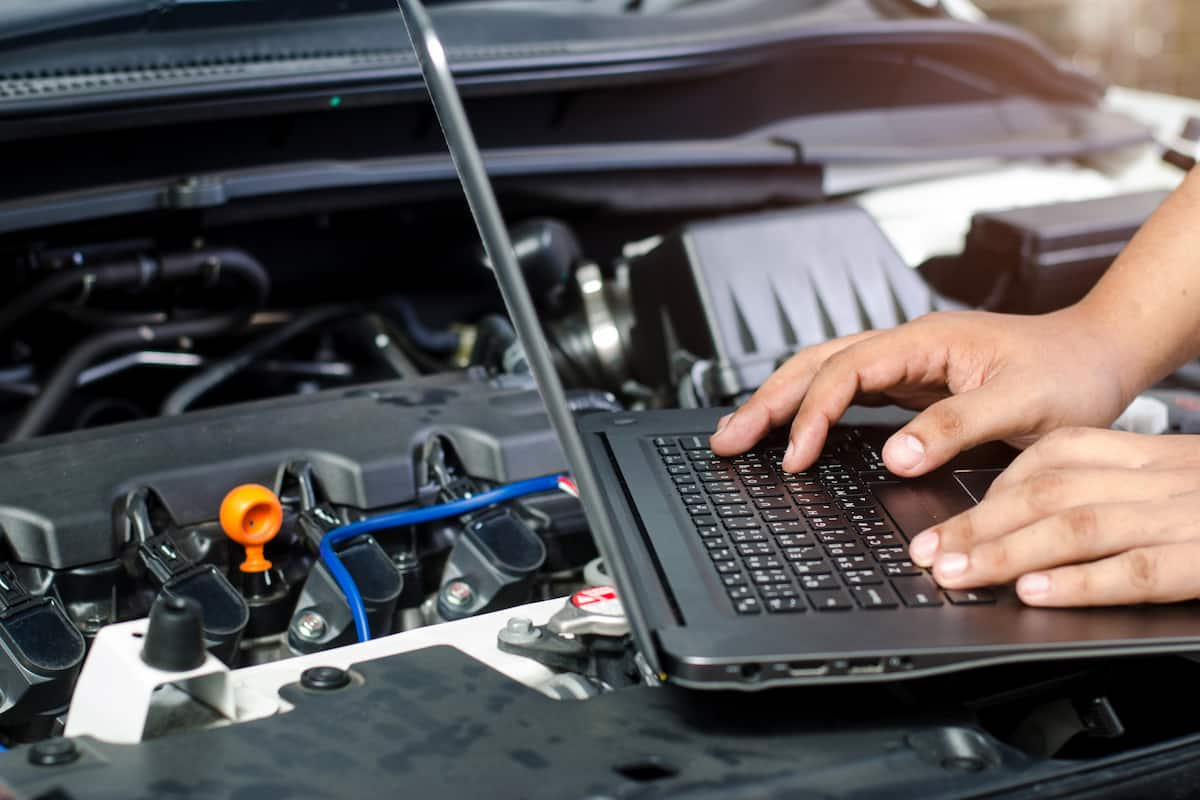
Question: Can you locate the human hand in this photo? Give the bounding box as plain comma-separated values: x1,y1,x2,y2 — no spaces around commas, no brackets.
709,308,1135,476
908,427,1200,606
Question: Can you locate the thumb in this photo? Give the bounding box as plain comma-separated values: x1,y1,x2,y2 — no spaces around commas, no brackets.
882,382,1031,477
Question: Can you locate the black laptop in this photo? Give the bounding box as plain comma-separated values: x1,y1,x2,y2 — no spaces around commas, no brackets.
397,0,1200,690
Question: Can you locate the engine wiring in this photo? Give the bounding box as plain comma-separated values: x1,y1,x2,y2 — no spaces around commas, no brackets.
319,473,579,643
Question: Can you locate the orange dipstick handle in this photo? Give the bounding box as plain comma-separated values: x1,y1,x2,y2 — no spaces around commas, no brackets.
219,484,283,573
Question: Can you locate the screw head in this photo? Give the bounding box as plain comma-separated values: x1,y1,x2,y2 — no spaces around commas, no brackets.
498,616,540,646
300,666,350,691
443,580,474,608
294,610,327,641
28,737,79,767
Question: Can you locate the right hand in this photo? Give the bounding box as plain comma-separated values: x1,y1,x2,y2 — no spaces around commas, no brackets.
708,307,1135,477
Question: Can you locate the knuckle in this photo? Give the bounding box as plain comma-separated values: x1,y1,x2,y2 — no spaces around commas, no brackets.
1122,548,1159,593
942,511,978,551
1025,470,1069,513
1060,506,1099,540
926,404,965,439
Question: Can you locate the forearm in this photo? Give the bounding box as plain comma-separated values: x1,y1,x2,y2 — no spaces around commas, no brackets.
1070,167,1200,399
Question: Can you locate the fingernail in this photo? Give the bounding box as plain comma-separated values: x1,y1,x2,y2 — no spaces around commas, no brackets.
909,530,939,566
935,552,968,578
713,413,734,437
782,442,794,471
883,433,925,472
1017,573,1050,598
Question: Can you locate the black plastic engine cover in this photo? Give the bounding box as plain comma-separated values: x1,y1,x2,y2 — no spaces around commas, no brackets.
0,371,567,569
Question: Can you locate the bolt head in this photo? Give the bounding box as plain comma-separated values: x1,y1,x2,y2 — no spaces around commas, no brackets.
294,610,327,641
29,737,79,767
444,580,474,607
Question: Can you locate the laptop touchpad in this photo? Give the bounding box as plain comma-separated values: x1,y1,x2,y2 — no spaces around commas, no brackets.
873,471,1000,540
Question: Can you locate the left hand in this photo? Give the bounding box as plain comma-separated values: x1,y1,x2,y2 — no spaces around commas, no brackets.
907,427,1200,607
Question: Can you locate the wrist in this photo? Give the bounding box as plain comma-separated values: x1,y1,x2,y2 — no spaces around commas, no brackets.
1052,300,1145,408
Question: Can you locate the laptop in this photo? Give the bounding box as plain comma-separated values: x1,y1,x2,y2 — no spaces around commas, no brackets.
395,0,1200,688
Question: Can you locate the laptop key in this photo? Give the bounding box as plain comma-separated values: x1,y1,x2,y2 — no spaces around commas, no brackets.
661,454,687,466
891,576,944,607
697,470,737,483
775,533,815,548
748,486,785,499
713,560,742,575
676,483,702,496
852,584,900,609
791,561,833,576
708,547,734,561
687,504,713,517
702,538,729,550
800,574,839,591
801,504,841,518
847,509,882,523
727,585,754,601
720,572,747,587
883,562,923,577
809,517,848,530
667,464,691,476
736,542,773,557
678,436,709,450
765,597,807,614
734,597,763,615
782,546,823,562
946,589,997,605
834,554,872,571
816,530,856,544
750,569,791,585
807,589,854,611
873,547,908,562
718,506,754,520
730,530,768,544
768,520,807,535
744,555,783,570
836,496,875,510
865,533,902,549
843,568,884,585
724,518,763,530
762,509,800,523
824,542,866,558
695,525,722,539
687,448,717,461
710,492,746,505
791,492,833,505
703,481,738,494
754,496,791,510
759,584,800,599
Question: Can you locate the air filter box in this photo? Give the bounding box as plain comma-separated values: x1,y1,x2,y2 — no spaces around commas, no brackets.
628,205,952,397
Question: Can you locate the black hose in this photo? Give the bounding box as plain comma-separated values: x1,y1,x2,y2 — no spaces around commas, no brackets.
0,247,270,339
160,304,359,416
8,311,254,441
0,256,156,339
7,248,270,440
384,299,460,354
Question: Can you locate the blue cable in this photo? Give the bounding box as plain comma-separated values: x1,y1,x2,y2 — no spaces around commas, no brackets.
318,473,568,643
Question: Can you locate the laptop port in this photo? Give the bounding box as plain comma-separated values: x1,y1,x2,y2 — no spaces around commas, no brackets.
848,658,885,675
740,663,762,682
786,661,830,678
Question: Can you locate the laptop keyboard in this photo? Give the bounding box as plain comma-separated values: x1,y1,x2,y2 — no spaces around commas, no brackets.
655,429,997,615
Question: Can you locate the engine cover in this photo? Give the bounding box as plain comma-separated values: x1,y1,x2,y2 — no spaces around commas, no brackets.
0,371,568,569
